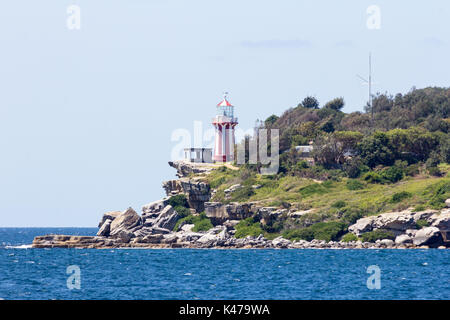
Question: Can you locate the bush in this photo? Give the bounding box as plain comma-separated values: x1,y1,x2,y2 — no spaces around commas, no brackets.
168,194,189,208
427,167,442,177
380,166,404,183
173,206,191,218
391,191,412,203
341,208,364,225
426,180,450,209
341,233,358,242
362,171,383,184
234,217,263,238
173,213,213,232
415,219,430,229
346,179,365,190
283,221,347,242
360,230,395,242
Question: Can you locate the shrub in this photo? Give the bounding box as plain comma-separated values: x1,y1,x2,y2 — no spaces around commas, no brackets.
391,191,412,203
415,219,430,229
173,212,213,232
341,208,364,225
283,228,314,241
283,221,347,242
234,217,263,238
404,163,420,177
360,230,395,242
168,194,189,208
426,180,450,209
346,179,365,190
362,171,383,184
414,204,426,212
173,206,191,218
427,167,442,177
380,166,404,183
341,233,358,242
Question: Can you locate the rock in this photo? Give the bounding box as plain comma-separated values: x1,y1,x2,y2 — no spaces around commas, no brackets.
98,211,122,228
97,219,112,237
413,227,443,247
205,202,253,225
349,210,422,236
142,198,169,217
271,236,291,248
348,216,374,236
380,239,394,247
197,233,219,245
114,230,133,243
162,178,211,212
430,209,450,242
445,198,450,208
288,209,314,218
110,208,142,237
162,234,178,244
142,234,164,244
395,234,412,245
223,220,240,230
258,207,287,224
168,160,213,178
181,224,195,232
224,184,242,199
152,227,171,234
145,205,180,231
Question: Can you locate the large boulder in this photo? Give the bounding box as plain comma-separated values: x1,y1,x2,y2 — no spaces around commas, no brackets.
205,202,253,225
430,209,450,242
98,211,122,228
168,160,213,178
97,219,112,237
162,178,211,212
145,205,180,231
142,198,169,217
348,209,434,236
395,234,412,245
109,207,142,237
412,227,443,247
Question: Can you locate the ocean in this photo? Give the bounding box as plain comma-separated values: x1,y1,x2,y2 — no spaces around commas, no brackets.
0,228,449,300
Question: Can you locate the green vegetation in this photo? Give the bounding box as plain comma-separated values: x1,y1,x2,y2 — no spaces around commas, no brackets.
283,221,347,242
360,230,395,242
341,233,358,242
168,194,191,218
416,219,430,229
234,217,264,238
391,191,412,203
173,213,213,232
199,87,450,242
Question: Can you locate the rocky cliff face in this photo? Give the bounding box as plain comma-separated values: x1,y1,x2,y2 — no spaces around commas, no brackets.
31,160,450,250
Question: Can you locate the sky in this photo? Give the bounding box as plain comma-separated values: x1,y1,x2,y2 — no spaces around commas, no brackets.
0,0,449,226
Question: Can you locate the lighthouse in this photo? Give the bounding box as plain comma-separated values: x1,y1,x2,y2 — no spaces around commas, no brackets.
212,93,238,162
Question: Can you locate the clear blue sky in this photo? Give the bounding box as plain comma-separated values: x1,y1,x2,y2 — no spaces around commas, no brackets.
0,1,449,226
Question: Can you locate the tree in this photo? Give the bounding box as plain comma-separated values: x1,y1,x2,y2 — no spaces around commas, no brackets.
264,114,279,127
300,96,319,109
358,132,396,168
324,97,345,111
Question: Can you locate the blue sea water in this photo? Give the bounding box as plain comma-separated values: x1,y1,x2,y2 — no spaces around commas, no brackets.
0,228,449,300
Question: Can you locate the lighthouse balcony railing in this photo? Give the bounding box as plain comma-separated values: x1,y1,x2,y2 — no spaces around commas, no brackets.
212,116,238,124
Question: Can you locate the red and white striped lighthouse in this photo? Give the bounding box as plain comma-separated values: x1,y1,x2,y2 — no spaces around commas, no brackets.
212,93,238,162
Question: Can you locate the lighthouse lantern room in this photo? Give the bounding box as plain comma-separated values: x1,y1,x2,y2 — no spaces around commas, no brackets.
212,93,238,162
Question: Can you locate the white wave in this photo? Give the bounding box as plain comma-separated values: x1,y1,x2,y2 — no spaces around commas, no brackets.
5,244,32,249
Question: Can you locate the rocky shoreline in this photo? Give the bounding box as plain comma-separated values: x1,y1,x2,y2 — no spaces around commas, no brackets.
32,161,450,250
